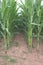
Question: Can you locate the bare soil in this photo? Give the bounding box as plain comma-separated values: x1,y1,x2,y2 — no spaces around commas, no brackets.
0,33,43,65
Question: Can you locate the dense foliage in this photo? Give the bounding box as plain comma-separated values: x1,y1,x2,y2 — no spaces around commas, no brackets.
0,0,43,50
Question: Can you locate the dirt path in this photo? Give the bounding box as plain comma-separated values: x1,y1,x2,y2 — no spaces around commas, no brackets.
0,33,43,65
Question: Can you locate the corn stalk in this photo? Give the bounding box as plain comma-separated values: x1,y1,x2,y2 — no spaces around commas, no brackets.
19,0,34,47
25,0,34,47
36,0,42,49
2,0,7,50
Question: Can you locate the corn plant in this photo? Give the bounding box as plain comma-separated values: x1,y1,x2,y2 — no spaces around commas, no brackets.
0,0,18,52
26,0,34,47
6,0,18,47
32,0,42,49
35,0,42,48
19,0,34,47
